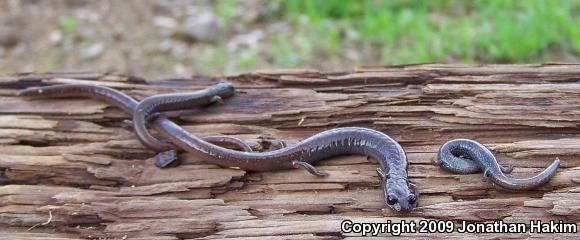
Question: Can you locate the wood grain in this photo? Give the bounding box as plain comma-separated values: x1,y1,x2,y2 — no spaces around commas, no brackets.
0,65,578,239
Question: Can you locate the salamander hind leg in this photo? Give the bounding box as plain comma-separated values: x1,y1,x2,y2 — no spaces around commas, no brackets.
292,161,329,177
258,137,287,151
148,112,163,120
154,150,178,168
121,120,134,131
500,164,514,174
202,135,254,152
268,140,287,151
481,169,491,183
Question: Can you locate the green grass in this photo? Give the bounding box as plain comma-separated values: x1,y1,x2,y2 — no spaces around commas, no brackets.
57,14,77,33
264,0,580,66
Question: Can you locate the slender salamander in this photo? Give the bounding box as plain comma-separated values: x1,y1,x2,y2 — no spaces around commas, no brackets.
18,83,252,167
132,81,234,156
436,139,560,190
19,83,418,212
153,118,418,212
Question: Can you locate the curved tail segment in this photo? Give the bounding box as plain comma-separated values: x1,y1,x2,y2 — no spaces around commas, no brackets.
17,84,138,112
18,82,242,168
489,158,560,190
437,139,560,191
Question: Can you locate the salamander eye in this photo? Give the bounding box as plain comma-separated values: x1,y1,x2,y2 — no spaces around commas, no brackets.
387,195,398,205
407,194,417,205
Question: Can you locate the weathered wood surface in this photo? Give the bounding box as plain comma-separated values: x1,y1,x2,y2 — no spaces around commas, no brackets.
0,64,579,239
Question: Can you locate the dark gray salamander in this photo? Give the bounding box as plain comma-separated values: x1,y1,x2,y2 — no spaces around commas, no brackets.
154,118,418,212
436,139,560,190
18,84,139,112
19,83,419,212
18,83,253,167
132,81,234,153
130,80,235,166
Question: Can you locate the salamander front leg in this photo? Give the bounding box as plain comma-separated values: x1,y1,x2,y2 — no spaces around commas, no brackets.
409,182,420,207
122,113,162,130
210,95,224,104
376,168,389,180
292,161,329,177
430,156,441,166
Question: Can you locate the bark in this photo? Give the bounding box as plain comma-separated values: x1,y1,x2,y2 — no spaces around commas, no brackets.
0,65,578,239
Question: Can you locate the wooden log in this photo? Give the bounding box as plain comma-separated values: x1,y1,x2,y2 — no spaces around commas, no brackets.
0,64,578,239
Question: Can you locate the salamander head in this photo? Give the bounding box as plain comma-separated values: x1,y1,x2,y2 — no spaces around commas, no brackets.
376,168,417,212
209,79,235,98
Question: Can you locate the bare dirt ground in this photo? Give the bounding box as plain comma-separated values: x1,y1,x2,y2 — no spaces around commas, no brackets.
0,0,289,79
1,0,579,80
